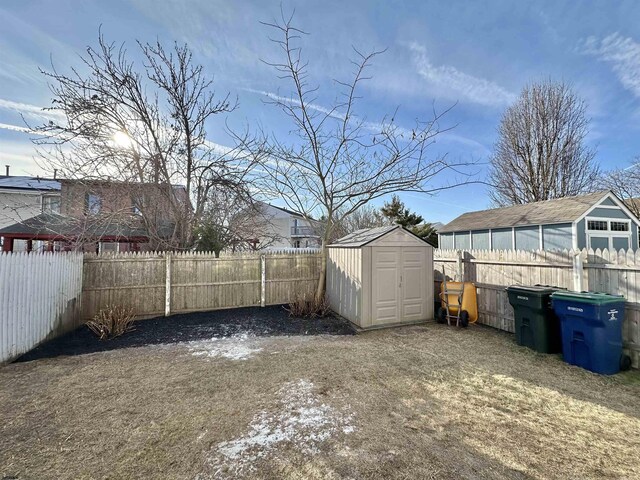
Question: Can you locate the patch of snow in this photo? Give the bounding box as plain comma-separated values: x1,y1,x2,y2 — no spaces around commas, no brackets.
205,379,355,476
187,333,263,361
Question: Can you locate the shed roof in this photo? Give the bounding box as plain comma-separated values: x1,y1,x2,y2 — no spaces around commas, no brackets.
439,191,610,233
329,225,403,247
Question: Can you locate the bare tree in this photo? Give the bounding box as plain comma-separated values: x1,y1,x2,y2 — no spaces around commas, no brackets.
599,158,640,217
329,204,386,241
194,194,285,255
489,80,599,206
244,12,472,302
31,32,254,250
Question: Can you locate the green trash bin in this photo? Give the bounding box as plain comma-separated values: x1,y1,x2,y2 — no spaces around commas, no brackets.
506,285,563,353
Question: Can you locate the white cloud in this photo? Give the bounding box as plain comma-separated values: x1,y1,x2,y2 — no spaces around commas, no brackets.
243,88,346,120
0,98,64,122
581,33,640,98
405,42,516,108
246,88,487,152
0,122,31,133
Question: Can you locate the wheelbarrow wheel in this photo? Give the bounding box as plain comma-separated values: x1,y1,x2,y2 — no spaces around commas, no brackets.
620,354,632,372
436,307,447,324
459,310,470,328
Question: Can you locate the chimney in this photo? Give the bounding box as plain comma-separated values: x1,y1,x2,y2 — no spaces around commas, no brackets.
4,165,9,177
53,169,58,179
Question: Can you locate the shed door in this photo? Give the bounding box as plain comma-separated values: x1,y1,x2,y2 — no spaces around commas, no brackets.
372,247,426,326
372,248,400,325
400,247,427,322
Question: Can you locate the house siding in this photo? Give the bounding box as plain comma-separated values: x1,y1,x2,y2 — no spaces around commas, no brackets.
589,207,630,219
0,191,45,229
491,228,513,250
471,230,490,250
439,233,454,250
454,231,470,250
542,223,573,251
515,226,539,251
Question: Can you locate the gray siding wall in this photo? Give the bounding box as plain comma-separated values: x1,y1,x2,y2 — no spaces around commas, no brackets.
491,228,513,250
589,207,630,219
577,219,586,249
543,223,573,251
439,233,454,249
471,230,490,250
454,232,471,250
600,197,617,206
515,226,539,251
580,209,639,250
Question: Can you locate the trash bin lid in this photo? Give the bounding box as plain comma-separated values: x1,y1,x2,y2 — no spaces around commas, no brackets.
550,291,625,305
506,285,558,295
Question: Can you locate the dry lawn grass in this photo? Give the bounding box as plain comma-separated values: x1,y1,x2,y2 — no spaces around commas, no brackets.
1,322,639,479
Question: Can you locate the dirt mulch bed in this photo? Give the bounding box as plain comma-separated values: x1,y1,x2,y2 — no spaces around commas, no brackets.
2,322,639,479
16,305,356,362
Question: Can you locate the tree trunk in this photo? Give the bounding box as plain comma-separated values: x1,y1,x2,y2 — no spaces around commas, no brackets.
315,240,327,304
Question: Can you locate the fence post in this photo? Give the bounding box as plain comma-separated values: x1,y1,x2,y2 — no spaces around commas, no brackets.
456,250,463,282
260,254,266,307
165,253,172,316
572,251,584,292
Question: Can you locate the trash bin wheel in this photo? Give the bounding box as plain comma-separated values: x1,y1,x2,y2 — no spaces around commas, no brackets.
620,354,632,372
459,310,470,328
436,307,447,324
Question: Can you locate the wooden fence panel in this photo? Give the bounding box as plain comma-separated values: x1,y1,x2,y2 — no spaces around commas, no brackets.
170,253,261,313
82,253,166,319
82,251,322,320
435,248,640,368
265,253,322,305
0,252,83,363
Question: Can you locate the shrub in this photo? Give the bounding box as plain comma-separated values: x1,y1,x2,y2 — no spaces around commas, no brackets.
86,305,136,340
285,294,331,318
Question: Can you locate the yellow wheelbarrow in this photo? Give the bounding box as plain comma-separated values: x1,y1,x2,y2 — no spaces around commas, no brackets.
437,267,478,328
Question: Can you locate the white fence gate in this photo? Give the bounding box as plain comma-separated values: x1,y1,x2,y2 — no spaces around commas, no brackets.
0,252,83,363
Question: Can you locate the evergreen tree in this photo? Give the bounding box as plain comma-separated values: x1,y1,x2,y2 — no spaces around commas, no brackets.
381,195,424,228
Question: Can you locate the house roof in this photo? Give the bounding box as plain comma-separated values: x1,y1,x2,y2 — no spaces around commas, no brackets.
0,213,173,240
439,191,610,233
267,203,305,218
0,176,60,191
329,225,400,247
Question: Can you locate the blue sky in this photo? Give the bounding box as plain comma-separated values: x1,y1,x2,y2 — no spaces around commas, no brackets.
1,1,640,223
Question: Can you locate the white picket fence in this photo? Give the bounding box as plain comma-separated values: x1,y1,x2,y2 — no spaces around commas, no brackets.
0,252,84,363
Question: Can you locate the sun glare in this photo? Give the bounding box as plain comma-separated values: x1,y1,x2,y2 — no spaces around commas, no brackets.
113,131,132,148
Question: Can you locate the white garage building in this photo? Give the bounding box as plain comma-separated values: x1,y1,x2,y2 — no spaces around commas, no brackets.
327,225,434,330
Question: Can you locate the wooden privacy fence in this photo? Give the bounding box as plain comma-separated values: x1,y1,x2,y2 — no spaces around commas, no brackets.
0,252,83,363
434,248,640,368
82,251,322,320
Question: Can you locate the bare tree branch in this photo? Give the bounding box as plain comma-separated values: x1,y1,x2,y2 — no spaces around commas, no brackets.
237,12,475,302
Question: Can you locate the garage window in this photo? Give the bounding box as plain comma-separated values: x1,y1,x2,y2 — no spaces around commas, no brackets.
587,220,607,231
610,221,629,232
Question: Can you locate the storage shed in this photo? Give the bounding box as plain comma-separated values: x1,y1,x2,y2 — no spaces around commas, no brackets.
439,191,640,252
327,225,434,329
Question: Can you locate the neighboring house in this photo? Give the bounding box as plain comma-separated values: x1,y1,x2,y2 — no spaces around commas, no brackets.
439,190,640,252
0,178,187,253
0,172,61,252
245,202,322,250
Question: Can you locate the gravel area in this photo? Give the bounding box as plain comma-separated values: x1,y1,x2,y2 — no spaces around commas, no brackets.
2,321,640,479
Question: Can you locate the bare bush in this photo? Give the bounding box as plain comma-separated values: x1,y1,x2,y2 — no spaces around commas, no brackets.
86,305,136,340
285,294,331,318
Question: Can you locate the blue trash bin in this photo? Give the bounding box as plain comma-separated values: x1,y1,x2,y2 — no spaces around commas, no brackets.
551,291,629,375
